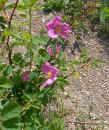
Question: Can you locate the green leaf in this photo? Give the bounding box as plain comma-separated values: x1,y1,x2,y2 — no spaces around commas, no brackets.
3,65,13,76
2,117,20,130
38,48,48,57
91,58,103,68
5,3,15,10
71,59,80,70
12,53,26,67
57,76,69,84
2,102,21,121
23,0,37,8
0,77,13,89
22,32,31,40
38,48,50,61
0,0,7,11
0,16,7,29
29,71,37,81
30,0,38,6
32,35,49,46
100,7,109,23
59,119,65,130
58,38,65,45
80,48,89,63
3,29,12,37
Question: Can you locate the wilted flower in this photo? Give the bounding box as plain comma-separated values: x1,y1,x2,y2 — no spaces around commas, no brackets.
41,62,59,87
47,44,61,56
46,16,72,39
22,71,30,81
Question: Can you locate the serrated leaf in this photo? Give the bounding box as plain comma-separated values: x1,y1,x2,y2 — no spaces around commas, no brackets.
2,103,21,121
32,35,49,46
0,77,13,89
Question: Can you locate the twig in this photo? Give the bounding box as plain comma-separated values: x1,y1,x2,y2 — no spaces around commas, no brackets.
6,0,19,65
8,0,19,30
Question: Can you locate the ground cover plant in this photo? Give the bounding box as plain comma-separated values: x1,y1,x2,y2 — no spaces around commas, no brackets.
0,0,105,130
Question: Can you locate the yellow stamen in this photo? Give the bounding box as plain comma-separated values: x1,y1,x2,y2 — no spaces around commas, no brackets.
47,72,52,79
55,26,61,33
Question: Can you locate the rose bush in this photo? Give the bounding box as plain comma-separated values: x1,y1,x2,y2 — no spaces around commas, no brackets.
0,0,71,128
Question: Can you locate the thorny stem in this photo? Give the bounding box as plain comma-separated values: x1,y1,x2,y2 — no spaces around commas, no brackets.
6,0,19,65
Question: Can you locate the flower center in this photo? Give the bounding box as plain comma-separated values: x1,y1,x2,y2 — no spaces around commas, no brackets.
55,25,61,33
47,72,52,79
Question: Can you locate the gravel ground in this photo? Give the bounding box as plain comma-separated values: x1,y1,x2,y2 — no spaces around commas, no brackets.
63,35,109,129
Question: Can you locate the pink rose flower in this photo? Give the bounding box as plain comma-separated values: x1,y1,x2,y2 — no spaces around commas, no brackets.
41,62,59,87
22,71,30,81
46,16,72,39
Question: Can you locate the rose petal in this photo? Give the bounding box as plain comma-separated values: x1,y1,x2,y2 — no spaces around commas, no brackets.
48,30,58,38
43,79,53,87
60,31,69,39
46,21,54,30
62,23,72,32
41,62,51,73
43,77,57,87
53,16,62,22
